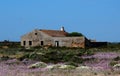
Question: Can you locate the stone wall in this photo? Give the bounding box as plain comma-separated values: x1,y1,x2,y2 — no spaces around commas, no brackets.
21,30,52,47
52,37,85,48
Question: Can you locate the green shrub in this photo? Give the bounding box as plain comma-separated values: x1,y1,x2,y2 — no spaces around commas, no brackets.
67,32,83,37
113,56,120,61
109,61,118,66
17,53,29,61
43,50,65,63
0,47,96,64
18,52,45,61
0,56,10,61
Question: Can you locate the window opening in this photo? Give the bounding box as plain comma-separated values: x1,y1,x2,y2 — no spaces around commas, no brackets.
41,41,44,46
29,41,32,46
23,41,26,45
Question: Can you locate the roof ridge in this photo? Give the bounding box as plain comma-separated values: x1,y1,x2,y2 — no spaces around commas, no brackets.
39,29,63,31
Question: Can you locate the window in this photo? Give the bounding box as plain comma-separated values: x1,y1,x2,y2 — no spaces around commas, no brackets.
23,41,26,46
35,33,37,35
29,41,32,46
55,41,59,47
41,41,44,46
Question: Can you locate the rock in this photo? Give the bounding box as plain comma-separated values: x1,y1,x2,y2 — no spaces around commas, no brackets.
46,65,55,70
28,62,47,69
22,58,30,65
113,63,120,68
76,66,91,70
59,64,76,69
46,64,61,70
45,64,76,70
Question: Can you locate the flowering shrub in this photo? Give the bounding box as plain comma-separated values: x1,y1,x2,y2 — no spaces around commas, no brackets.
5,59,20,65
0,47,120,76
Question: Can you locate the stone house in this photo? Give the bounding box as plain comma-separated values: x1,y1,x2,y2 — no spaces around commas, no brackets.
21,27,90,48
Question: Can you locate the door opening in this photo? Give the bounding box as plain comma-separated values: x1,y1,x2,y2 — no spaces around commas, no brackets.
55,41,59,47
41,41,44,46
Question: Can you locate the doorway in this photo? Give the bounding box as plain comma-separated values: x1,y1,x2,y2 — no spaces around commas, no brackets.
55,41,59,47
41,41,44,46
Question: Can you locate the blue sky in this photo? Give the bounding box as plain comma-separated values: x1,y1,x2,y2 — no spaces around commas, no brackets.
0,0,120,42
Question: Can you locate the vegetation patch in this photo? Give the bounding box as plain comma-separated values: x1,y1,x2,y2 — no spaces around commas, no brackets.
67,32,83,37
28,62,47,69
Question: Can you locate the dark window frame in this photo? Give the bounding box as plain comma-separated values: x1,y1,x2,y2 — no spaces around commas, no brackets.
41,41,44,46
29,41,32,46
35,33,37,35
23,41,26,46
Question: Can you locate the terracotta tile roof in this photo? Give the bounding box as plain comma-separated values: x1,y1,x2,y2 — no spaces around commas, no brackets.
40,29,68,37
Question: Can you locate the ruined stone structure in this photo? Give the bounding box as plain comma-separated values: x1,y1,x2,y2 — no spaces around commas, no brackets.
21,27,89,48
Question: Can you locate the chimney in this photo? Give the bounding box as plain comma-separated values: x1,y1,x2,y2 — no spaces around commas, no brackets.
60,26,65,32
